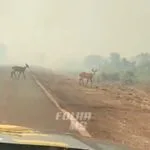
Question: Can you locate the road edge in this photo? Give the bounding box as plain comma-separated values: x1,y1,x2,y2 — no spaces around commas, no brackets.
31,73,91,138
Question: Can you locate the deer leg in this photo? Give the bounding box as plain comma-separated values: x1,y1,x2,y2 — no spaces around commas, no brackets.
80,79,83,86
16,72,20,79
14,71,17,79
11,71,14,79
90,79,93,88
18,72,21,80
86,79,89,87
23,72,26,79
11,70,16,79
79,78,81,85
11,71,14,78
82,79,84,86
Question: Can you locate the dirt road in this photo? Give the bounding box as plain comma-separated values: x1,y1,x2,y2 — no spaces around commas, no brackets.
0,67,72,134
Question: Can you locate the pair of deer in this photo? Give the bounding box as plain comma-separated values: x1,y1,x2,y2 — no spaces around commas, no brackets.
79,68,97,87
11,64,29,79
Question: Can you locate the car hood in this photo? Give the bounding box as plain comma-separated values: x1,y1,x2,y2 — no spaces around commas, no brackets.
0,124,130,150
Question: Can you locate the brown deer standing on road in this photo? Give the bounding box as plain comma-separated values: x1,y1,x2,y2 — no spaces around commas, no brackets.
11,64,29,79
79,68,97,87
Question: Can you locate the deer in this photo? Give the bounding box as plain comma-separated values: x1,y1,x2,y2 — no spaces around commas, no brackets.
11,64,29,79
79,68,98,87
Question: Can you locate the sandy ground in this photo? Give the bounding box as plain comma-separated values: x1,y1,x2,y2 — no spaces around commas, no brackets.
33,68,150,150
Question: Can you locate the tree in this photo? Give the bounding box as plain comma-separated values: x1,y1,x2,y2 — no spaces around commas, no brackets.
122,71,136,84
107,52,121,72
101,72,120,82
121,57,136,71
135,53,150,71
109,52,121,64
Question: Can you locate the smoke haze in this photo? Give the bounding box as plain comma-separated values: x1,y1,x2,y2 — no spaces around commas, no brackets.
0,0,149,68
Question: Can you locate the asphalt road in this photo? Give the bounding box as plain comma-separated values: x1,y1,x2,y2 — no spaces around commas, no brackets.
0,67,72,134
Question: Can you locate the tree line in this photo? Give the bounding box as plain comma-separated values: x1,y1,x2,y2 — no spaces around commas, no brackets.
83,52,150,84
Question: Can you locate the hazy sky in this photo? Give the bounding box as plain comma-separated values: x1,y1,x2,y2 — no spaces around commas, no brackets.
0,0,150,67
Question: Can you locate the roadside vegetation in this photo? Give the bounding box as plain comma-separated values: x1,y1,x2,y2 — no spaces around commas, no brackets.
63,52,150,86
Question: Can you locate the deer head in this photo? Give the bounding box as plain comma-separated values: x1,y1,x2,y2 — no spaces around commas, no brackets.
25,64,29,68
91,68,98,75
